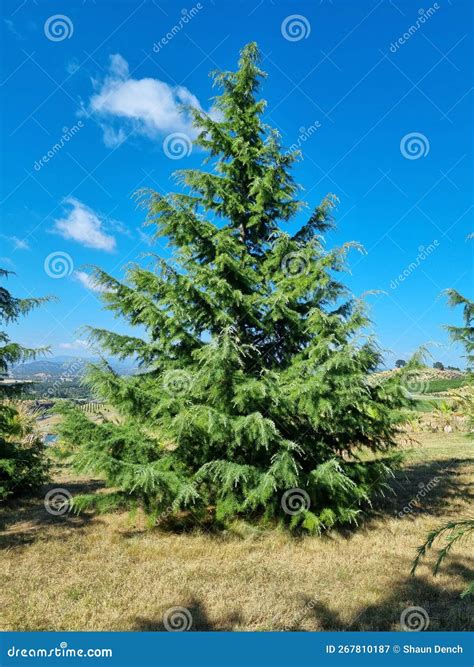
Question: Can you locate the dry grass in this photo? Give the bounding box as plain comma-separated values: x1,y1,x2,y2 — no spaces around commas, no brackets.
0,432,472,632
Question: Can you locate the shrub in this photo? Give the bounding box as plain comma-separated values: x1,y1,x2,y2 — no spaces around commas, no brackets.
0,270,50,500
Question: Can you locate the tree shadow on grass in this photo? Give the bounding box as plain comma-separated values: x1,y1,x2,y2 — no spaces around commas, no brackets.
130,563,473,632
382,455,473,515
133,597,243,631
282,560,473,632
0,479,104,550
331,455,474,539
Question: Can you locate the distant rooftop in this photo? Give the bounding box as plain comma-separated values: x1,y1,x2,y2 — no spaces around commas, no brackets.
0,378,34,386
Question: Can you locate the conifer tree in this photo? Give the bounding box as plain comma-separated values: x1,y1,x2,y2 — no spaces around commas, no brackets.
444,290,473,371
0,270,50,500
58,44,412,532
412,245,473,595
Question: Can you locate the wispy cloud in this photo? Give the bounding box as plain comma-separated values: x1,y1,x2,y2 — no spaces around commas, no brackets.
108,217,133,238
1,234,30,250
66,58,80,75
59,339,90,350
0,256,15,268
86,54,213,147
4,19,25,41
136,227,154,246
73,270,106,293
52,198,116,252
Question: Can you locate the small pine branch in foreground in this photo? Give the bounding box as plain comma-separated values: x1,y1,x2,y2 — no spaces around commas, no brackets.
412,519,474,598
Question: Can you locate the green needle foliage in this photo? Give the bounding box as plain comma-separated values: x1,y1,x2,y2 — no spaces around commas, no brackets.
411,519,474,598
57,43,413,532
444,289,473,371
0,270,50,500
412,238,473,594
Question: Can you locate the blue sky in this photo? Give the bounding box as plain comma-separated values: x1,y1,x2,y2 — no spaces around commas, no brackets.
1,0,472,367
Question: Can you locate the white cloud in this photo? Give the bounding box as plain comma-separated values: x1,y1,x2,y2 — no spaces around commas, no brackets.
52,198,116,252
73,270,106,293
59,339,90,350
1,234,30,250
87,54,212,147
108,217,133,238
136,227,153,246
0,256,15,268
4,19,24,41
66,58,80,75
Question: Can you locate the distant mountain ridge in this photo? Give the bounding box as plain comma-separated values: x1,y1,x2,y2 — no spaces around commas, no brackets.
11,356,137,378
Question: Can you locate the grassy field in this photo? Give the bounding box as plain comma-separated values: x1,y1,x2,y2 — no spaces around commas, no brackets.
411,396,444,412
0,432,472,632
420,377,468,394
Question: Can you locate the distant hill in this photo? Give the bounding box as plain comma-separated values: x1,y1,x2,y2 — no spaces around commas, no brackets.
372,367,468,395
11,356,137,379
375,367,465,381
